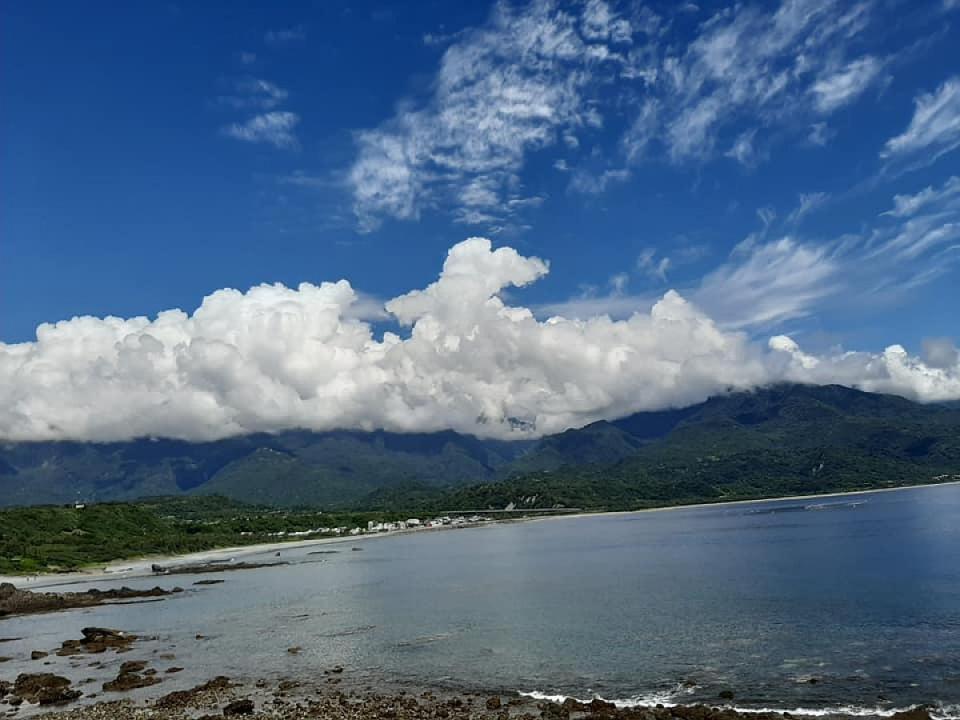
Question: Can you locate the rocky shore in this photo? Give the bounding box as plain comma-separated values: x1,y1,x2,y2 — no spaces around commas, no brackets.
0,619,944,720
1,676,939,720
0,584,182,619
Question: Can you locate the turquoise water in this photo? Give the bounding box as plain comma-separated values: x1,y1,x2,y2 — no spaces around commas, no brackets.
3,484,960,718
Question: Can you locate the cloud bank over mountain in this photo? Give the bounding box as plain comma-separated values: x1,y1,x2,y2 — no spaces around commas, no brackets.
3,238,958,443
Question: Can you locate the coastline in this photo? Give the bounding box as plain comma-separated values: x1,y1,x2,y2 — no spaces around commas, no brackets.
4,479,958,590
530,478,960,525
16,674,954,720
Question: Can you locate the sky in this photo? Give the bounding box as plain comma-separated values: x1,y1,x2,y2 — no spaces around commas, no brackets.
2,0,960,442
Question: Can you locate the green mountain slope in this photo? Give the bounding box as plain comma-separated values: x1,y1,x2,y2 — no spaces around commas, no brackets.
2,384,958,510
356,384,960,512
0,430,529,508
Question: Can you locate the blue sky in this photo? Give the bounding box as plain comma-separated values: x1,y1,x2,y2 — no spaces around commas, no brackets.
2,0,960,441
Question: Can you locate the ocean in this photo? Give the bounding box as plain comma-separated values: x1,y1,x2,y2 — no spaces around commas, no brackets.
4,483,960,718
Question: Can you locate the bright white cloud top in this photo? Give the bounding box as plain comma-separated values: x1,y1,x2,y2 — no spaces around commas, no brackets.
3,238,959,444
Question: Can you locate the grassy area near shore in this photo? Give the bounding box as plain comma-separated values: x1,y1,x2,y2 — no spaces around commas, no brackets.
0,496,410,575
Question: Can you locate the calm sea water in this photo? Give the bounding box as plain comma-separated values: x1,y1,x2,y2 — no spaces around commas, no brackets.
4,484,960,718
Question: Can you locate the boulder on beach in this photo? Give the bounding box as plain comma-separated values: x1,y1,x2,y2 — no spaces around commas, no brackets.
13,672,82,705
103,659,162,692
224,697,256,715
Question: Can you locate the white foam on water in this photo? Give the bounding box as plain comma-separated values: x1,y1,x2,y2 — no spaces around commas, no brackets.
517,690,960,720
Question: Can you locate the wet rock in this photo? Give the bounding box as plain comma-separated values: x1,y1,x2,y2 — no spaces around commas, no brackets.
487,696,502,710
539,701,570,720
287,646,302,655
152,560,286,576
0,583,178,618
13,672,82,705
166,666,184,674
194,579,225,585
891,708,932,720
30,650,48,660
103,660,161,692
223,698,255,715
58,627,137,656
155,676,234,710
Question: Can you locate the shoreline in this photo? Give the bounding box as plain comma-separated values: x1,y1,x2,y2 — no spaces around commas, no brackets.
4,479,958,590
530,478,960,525
17,674,954,720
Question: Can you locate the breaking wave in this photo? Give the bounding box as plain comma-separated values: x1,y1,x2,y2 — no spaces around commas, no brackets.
517,690,960,720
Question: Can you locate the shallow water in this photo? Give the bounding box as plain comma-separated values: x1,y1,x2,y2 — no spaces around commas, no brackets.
3,484,960,718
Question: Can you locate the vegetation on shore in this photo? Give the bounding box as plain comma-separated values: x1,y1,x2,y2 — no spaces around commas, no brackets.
0,496,409,575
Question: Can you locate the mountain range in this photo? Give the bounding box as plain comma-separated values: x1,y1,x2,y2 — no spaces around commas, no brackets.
2,383,959,510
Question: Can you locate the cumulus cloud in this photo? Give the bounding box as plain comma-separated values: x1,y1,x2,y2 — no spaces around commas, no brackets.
882,77,960,165
224,111,300,149
771,336,960,404
4,237,959,444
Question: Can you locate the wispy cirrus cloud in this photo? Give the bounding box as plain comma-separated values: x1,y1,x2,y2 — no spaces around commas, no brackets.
811,56,885,113
224,111,300,149
541,175,960,331
349,0,899,230
786,191,830,226
621,0,883,164
881,76,960,166
697,175,960,328
217,78,289,110
349,0,635,232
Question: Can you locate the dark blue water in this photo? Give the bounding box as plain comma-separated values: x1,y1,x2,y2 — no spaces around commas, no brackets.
3,484,960,718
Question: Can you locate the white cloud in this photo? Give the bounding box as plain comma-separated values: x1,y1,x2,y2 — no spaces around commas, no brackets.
568,167,631,195
698,175,960,329
218,78,289,110
883,176,960,217
725,129,759,167
345,0,929,225
637,247,671,282
771,336,960,404
811,56,883,113
3,237,959,444
224,112,300,149
923,337,960,369
807,121,834,146
349,0,637,229
695,237,838,329
786,191,829,225
622,0,879,164
882,77,960,164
